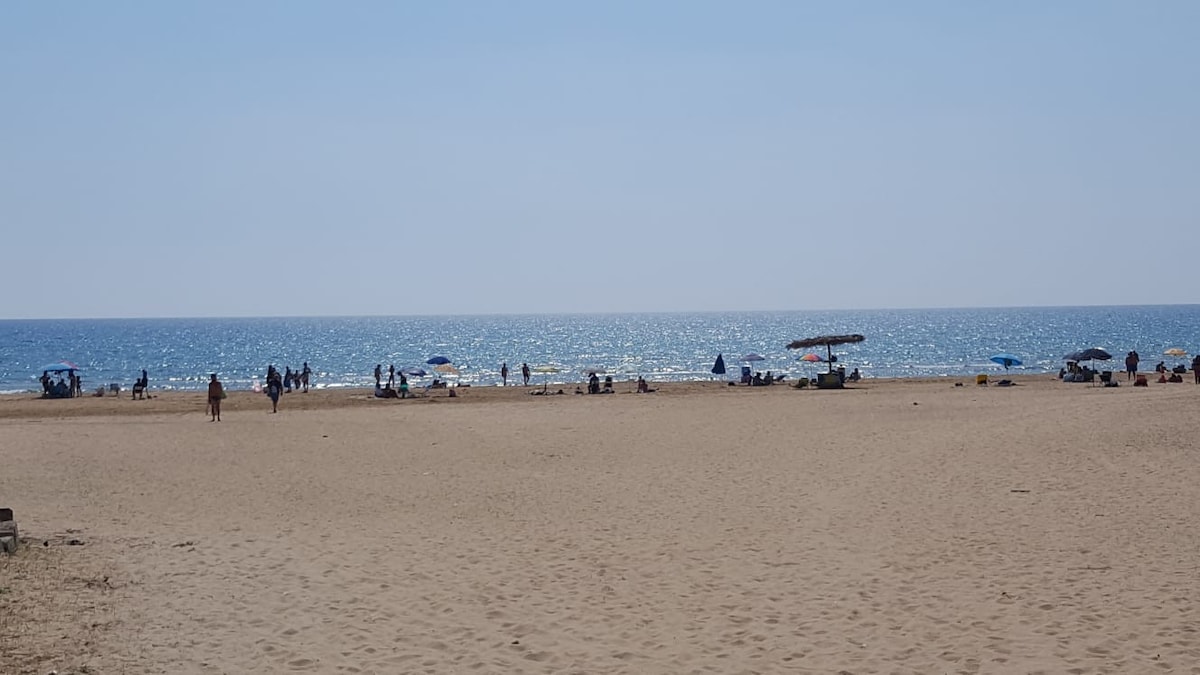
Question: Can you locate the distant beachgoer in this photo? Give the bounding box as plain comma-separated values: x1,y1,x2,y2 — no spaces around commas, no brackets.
588,372,600,394
374,364,382,387
207,374,224,422
848,368,861,382
399,373,409,398
636,376,656,393
387,364,395,388
40,371,51,396
1125,351,1139,380
501,362,509,386
284,366,293,393
267,375,282,413
1155,361,1167,374
1193,355,1200,384
301,362,311,392
521,363,530,386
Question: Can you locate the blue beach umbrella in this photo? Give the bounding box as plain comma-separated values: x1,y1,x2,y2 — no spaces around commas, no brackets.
425,356,451,366
989,353,1022,370
401,367,427,377
711,354,726,375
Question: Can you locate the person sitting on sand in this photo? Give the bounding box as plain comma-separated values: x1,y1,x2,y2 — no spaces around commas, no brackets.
588,373,600,394
751,372,764,386
848,368,861,382
1168,372,1184,383
1155,361,1167,373
636,376,656,393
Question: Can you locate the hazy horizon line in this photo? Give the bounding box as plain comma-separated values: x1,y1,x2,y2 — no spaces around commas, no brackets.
3,302,1198,322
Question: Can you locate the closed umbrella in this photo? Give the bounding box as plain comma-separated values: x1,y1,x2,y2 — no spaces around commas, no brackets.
711,354,726,376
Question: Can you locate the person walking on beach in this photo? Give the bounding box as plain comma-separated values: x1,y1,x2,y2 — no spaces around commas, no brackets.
267,373,282,413
521,362,530,386
207,373,224,422
301,362,311,393
1125,351,1139,381
501,362,509,386
374,364,382,388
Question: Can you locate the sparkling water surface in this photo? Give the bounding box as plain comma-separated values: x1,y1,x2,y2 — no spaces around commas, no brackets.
2,306,1198,393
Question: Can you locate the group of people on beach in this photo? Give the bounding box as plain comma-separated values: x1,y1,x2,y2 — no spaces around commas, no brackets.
264,363,312,412
498,362,532,387
39,370,81,399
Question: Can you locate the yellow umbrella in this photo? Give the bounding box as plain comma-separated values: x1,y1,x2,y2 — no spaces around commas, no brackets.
433,363,459,376
1164,348,1187,357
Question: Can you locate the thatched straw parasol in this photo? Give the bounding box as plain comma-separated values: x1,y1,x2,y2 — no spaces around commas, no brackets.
786,334,865,371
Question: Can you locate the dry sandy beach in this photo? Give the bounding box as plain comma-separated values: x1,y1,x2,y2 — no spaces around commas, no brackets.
3,377,1200,674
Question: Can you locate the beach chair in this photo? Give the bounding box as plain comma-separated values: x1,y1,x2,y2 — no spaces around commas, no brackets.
976,374,988,386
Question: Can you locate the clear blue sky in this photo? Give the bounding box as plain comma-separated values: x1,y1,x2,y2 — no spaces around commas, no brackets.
3,1,1197,319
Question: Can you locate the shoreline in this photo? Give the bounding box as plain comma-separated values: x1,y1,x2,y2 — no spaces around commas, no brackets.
0,374,1072,420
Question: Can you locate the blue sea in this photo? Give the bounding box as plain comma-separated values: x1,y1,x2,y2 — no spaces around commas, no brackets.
2,306,1198,393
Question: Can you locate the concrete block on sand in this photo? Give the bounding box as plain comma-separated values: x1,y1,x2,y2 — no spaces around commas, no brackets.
0,518,16,554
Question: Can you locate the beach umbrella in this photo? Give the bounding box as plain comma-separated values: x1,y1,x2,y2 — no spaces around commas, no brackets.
401,367,427,377
1164,348,1187,357
798,353,825,363
711,354,726,375
786,334,865,372
37,361,82,373
1063,348,1111,363
1063,348,1112,387
581,366,606,376
433,363,459,376
989,353,1022,370
741,353,765,363
531,365,561,389
425,355,451,366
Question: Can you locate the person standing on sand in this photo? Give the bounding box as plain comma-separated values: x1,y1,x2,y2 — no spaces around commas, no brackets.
1192,355,1200,384
501,362,509,386
267,374,281,413
301,362,311,392
521,363,530,386
1125,351,1139,381
387,364,395,388
374,364,382,388
207,373,224,422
